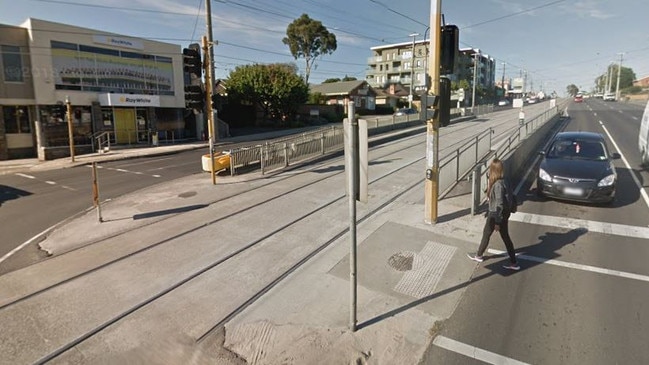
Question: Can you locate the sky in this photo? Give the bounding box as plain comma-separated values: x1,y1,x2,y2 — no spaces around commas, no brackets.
2,0,648,95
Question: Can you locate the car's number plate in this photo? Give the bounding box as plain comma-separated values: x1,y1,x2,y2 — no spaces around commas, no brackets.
563,187,583,196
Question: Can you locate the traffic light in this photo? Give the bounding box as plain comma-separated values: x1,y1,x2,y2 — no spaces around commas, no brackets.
439,76,451,126
421,93,439,120
182,47,202,78
184,84,204,110
440,25,459,75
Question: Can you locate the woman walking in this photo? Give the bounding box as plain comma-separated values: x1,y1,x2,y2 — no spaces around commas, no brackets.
467,159,520,270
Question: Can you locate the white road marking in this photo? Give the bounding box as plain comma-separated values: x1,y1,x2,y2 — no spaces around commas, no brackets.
0,225,56,265
509,212,649,239
118,157,173,167
45,181,56,185
152,175,161,178
115,168,129,172
598,121,649,209
619,110,624,114
15,173,35,179
433,335,530,365
633,116,638,120
593,112,597,116
61,185,76,191
487,248,649,284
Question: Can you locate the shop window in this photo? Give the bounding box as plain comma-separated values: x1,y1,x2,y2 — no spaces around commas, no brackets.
3,106,30,133
101,109,114,127
2,45,24,82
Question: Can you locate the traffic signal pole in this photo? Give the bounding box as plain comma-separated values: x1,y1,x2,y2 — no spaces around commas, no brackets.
425,0,442,224
202,36,216,185
205,0,217,144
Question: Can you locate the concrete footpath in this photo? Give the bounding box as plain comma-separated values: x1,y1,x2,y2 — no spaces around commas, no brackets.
0,119,493,364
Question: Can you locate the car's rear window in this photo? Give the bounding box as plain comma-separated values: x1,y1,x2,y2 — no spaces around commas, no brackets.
548,140,606,160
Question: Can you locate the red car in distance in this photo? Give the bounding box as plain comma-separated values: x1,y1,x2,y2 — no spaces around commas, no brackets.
574,94,584,103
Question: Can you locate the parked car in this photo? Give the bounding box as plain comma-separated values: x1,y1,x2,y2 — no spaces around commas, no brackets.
537,131,618,204
497,99,510,106
394,108,417,116
603,93,616,101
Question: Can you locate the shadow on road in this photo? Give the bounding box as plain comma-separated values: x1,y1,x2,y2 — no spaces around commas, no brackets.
133,204,209,220
358,227,588,330
0,185,32,207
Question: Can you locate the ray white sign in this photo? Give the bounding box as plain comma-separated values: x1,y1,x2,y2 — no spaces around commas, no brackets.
98,93,160,107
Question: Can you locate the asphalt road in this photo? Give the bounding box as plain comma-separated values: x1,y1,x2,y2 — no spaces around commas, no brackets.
422,98,649,364
0,148,207,273
0,102,555,275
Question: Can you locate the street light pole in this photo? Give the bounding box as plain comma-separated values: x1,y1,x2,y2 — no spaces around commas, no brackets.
408,32,419,109
471,50,479,111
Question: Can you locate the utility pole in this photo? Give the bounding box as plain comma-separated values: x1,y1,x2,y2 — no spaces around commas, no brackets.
523,70,527,94
203,36,216,185
606,63,612,94
205,0,217,142
615,53,623,101
408,33,419,109
425,0,441,224
501,62,506,98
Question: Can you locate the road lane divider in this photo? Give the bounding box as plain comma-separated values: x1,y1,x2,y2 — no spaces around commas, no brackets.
598,120,649,209
509,211,649,239
433,335,531,365
487,248,649,284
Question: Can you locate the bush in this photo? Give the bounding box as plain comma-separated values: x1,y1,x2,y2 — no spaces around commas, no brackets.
623,86,643,95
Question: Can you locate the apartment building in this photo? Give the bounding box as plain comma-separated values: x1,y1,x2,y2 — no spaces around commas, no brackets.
365,41,496,105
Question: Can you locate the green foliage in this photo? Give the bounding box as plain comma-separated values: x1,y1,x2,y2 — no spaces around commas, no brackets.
566,84,579,96
622,85,643,95
342,75,357,81
451,79,470,92
322,78,340,84
308,92,325,104
282,14,337,84
226,63,308,125
594,66,637,92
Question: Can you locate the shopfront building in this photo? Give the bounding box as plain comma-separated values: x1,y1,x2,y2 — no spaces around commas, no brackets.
0,18,186,160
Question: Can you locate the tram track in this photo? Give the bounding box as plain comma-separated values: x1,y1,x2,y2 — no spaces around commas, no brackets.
2,111,523,312
0,108,548,363
27,137,426,364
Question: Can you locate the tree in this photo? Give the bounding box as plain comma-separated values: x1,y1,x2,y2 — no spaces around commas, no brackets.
322,78,340,84
226,63,308,125
566,84,579,96
341,75,357,81
283,14,337,84
594,65,636,93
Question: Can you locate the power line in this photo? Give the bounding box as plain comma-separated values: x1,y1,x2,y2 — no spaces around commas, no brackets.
366,0,427,28
462,0,568,29
190,0,203,43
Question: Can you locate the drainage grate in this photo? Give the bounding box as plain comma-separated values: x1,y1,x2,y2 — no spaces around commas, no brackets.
393,241,456,299
388,251,415,272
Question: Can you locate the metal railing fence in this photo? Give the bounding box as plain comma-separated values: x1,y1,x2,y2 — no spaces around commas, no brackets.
438,128,493,196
